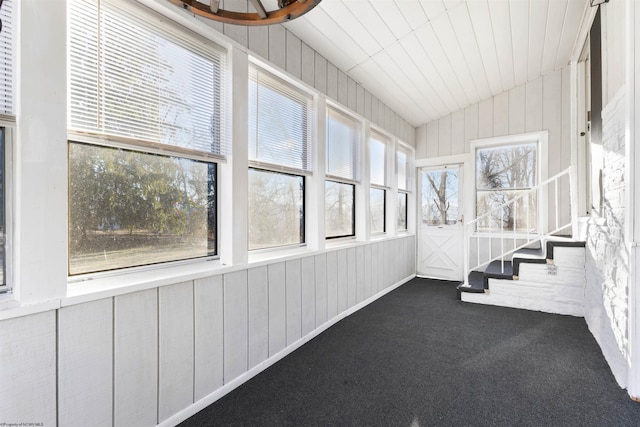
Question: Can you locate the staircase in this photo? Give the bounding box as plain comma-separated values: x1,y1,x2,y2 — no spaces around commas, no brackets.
457,167,587,316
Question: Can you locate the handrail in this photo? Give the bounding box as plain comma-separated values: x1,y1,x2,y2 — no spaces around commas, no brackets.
463,167,573,284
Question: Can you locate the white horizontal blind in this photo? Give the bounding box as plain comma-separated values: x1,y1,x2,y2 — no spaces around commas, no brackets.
0,0,14,115
326,106,360,182
249,65,313,172
68,0,228,156
369,130,388,187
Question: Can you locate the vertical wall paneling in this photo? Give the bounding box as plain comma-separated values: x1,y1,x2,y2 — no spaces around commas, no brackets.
416,124,427,159
451,109,465,155
378,102,386,130
286,31,302,80
426,121,439,158
158,282,194,422
346,247,357,307
222,0,248,47
315,253,328,327
371,96,379,126
0,311,56,426
543,70,563,176
478,97,494,139
327,62,338,101
268,25,287,71
223,270,249,381
326,250,339,318
248,267,269,369
356,245,365,303
336,248,348,313
314,52,327,94
364,91,373,122
493,91,509,137
348,78,357,112
337,70,348,106
525,77,544,132
356,84,365,117
380,241,389,290
194,275,224,400
301,257,316,336
285,259,303,345
268,262,287,356
561,67,572,169
364,244,373,299
301,42,315,88
371,242,380,293
438,114,452,157
508,84,526,134
59,300,113,427
464,104,479,153
114,289,158,427
248,26,269,60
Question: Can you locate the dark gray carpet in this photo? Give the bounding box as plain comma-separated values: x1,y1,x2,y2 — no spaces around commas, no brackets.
180,278,640,426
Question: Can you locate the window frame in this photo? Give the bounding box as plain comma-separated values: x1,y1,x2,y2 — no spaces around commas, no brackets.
369,129,390,236
325,103,361,240
470,131,548,237
67,0,226,278
247,61,314,251
396,141,414,232
0,123,12,293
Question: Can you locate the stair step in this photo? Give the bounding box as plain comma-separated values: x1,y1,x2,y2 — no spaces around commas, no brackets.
546,240,586,261
457,271,485,299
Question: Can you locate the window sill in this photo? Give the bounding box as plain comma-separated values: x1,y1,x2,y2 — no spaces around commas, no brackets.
247,245,316,267
63,258,236,307
0,296,61,321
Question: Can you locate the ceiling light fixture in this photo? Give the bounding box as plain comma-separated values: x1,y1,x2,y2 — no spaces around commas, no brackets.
172,0,322,26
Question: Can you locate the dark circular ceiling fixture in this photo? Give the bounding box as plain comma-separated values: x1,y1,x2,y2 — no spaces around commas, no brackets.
172,0,322,26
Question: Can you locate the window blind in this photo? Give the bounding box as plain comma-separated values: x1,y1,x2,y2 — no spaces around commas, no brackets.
68,0,228,156
397,145,409,191
369,131,388,187
0,0,14,116
248,65,313,172
326,106,360,182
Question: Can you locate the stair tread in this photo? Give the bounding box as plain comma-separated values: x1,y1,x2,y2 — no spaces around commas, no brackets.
458,271,485,294
485,260,513,277
513,247,545,259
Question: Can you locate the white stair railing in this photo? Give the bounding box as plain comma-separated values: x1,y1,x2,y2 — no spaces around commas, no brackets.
463,167,573,284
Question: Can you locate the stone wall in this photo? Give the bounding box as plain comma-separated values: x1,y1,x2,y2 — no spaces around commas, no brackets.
581,87,630,387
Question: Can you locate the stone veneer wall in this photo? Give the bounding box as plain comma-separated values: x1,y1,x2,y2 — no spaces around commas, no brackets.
581,87,630,387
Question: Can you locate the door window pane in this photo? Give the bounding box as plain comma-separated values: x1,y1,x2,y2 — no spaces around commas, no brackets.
326,181,355,239
69,143,216,275
248,168,304,250
421,169,458,226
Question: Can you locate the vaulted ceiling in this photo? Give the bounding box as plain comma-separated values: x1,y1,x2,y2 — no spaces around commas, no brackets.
283,0,588,127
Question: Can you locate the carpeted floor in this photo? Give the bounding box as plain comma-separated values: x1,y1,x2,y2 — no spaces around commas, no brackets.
180,278,640,426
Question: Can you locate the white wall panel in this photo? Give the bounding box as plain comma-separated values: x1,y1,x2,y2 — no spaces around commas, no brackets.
314,52,327,94
269,25,287,71
336,248,348,313
356,84,365,117
438,114,452,157
0,311,57,426
326,250,339,318
543,69,563,176
364,244,373,299
371,241,380,293
114,289,158,427
285,259,302,345
286,31,302,80
347,247,357,307
364,91,373,122
451,109,465,155
493,91,509,137
59,299,112,427
348,78,357,112
301,257,316,336
194,275,224,400
301,42,315,87
356,246,365,303
426,121,439,158
268,262,287,356
315,253,328,326
338,70,348,106
478,97,494,139
464,103,479,153
223,0,247,47
508,84,526,135
159,282,194,422
248,26,269,60
327,62,338,101
248,267,269,368
525,77,544,132
223,270,248,381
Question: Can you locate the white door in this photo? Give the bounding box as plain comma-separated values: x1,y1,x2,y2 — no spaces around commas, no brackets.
417,165,464,281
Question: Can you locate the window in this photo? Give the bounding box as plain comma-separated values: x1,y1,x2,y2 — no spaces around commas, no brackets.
397,192,407,230
0,0,14,115
397,143,411,231
68,0,225,275
475,142,538,233
248,64,312,250
325,106,360,238
0,128,5,288
369,131,388,234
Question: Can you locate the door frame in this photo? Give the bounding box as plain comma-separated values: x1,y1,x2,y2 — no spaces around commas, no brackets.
415,153,473,280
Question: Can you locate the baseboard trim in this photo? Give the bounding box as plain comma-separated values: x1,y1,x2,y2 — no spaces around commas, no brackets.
159,273,416,427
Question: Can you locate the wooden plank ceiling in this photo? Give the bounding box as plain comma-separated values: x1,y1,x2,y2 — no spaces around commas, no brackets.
284,0,588,127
